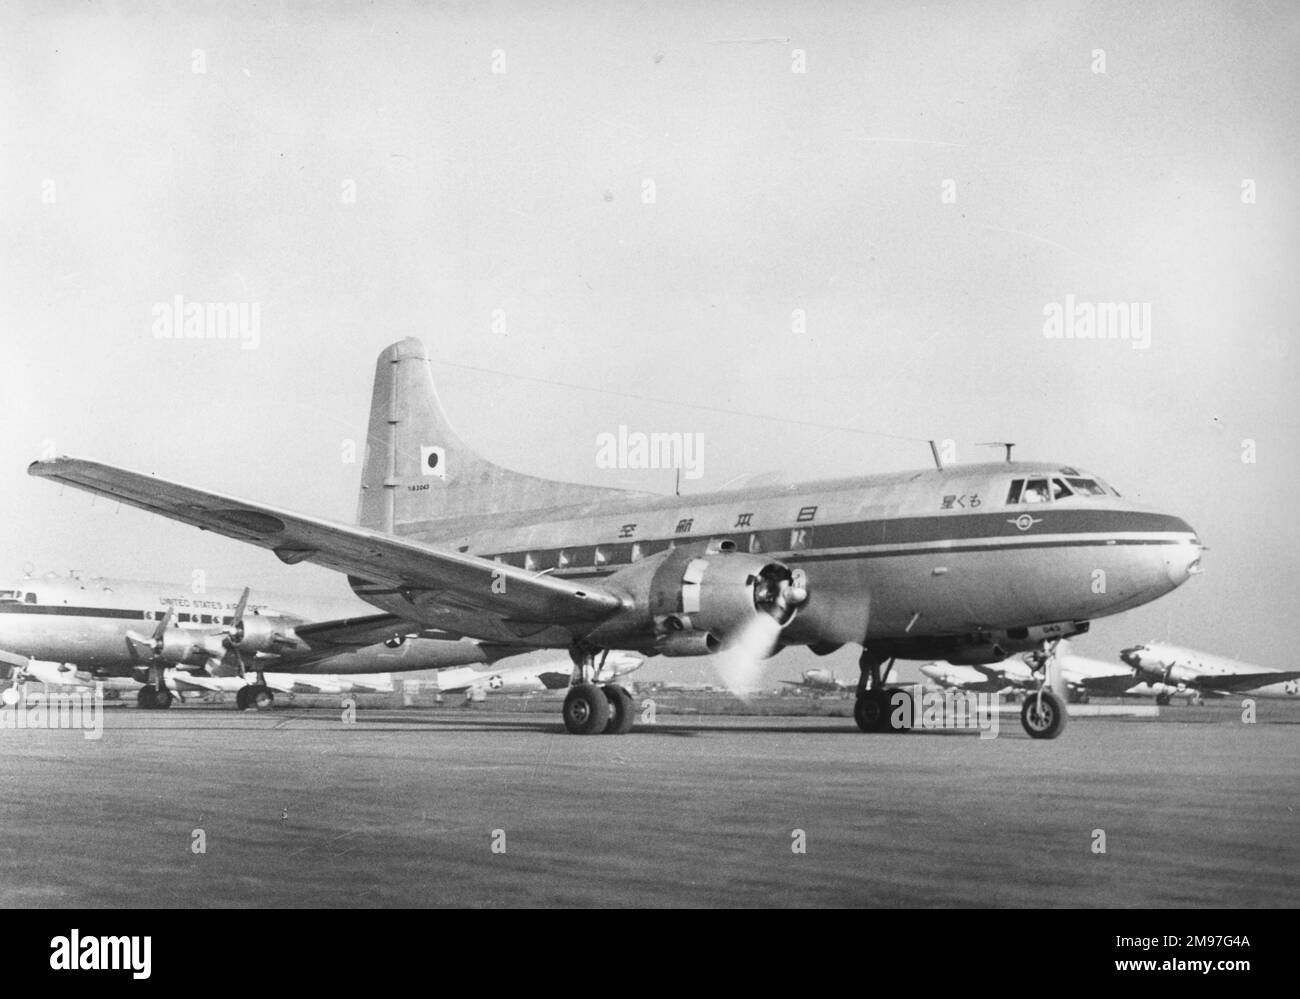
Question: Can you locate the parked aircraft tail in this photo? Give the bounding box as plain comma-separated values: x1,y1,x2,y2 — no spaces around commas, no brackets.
356,338,636,534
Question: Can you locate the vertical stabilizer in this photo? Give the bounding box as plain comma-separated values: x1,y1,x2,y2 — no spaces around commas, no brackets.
356,338,634,534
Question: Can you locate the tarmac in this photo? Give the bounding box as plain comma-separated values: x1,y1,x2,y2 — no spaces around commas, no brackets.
1,697,1296,907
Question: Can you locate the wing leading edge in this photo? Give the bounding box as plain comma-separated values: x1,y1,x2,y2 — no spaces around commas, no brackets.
28,457,624,632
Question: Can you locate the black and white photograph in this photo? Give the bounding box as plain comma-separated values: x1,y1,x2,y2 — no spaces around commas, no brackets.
1,0,1296,942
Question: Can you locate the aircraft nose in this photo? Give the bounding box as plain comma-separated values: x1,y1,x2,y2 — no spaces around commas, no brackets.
1162,519,1204,587
1119,646,1145,668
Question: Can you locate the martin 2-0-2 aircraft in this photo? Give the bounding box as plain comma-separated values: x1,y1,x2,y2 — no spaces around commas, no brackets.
29,338,1204,738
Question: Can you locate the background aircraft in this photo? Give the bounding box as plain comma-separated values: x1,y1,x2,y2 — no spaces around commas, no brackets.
1120,642,1300,700
921,641,1205,705
780,667,854,696
0,574,544,710
437,651,642,701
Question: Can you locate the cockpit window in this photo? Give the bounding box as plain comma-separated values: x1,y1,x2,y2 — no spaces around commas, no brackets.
1007,478,1052,504
24,592,36,604
0,590,16,601
1051,478,1073,500
1065,476,1107,496
1022,478,1050,503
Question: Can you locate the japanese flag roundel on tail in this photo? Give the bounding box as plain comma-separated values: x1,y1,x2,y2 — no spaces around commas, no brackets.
420,446,446,479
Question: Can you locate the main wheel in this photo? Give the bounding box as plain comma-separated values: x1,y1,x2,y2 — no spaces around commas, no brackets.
853,689,892,733
601,684,635,735
136,685,157,709
153,687,174,709
235,685,251,710
247,685,274,710
1155,692,1171,706
563,683,611,735
1021,689,1067,739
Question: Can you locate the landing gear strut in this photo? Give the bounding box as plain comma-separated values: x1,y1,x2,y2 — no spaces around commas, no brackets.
854,650,909,733
236,679,275,711
136,664,174,709
1020,642,1067,739
563,644,634,735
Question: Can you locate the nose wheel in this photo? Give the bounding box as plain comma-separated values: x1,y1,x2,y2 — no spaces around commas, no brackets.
1021,641,1068,739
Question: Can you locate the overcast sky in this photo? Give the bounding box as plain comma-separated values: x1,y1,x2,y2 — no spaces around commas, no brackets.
2,1,1297,684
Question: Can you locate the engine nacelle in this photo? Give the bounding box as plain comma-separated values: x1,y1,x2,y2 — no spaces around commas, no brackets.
156,629,203,665
647,550,807,656
227,615,288,654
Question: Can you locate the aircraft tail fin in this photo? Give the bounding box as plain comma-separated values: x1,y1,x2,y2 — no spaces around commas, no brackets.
356,338,632,534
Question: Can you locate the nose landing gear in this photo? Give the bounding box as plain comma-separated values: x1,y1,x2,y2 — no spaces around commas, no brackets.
1020,642,1067,740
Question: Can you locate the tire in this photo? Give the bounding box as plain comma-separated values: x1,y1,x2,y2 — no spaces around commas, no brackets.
248,685,274,710
235,685,250,710
153,687,174,709
1021,690,1067,739
853,689,891,733
601,684,635,735
136,685,157,710
563,683,611,735
1155,692,1171,706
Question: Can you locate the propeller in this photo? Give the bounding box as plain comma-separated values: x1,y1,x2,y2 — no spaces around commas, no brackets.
125,605,176,660
712,568,810,700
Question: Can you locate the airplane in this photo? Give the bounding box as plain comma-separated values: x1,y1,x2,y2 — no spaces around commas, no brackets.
3,657,140,699
921,644,1204,705
28,337,1205,738
1119,642,1300,702
780,667,854,696
0,574,554,710
920,659,1032,695
436,651,642,701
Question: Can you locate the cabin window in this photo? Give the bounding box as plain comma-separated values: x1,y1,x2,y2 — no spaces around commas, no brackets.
24,592,36,604
747,533,764,554
789,528,813,551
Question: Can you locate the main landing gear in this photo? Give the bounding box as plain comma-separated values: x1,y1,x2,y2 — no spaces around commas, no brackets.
136,684,174,709
563,645,635,735
853,650,911,733
1020,642,1067,740
136,663,174,709
236,679,275,711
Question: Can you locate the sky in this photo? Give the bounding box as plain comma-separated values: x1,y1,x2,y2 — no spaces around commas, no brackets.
1,0,1297,686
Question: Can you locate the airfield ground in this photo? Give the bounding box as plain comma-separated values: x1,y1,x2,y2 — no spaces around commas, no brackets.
1,697,1296,907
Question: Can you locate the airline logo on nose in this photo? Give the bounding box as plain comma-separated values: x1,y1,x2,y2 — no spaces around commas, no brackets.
420,446,446,479
1008,514,1043,531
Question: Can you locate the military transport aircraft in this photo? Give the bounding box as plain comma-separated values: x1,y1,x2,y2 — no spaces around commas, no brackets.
921,643,1203,704
28,338,1204,738
0,574,548,710
1120,642,1300,701
779,667,854,696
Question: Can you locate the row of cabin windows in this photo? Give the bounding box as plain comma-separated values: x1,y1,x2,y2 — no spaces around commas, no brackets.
0,590,38,603
1006,476,1112,505
493,528,817,572
143,611,235,625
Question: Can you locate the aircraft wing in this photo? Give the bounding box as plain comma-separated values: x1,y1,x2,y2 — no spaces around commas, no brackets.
1070,672,1142,695
1192,671,1300,693
29,458,625,633
291,613,420,649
